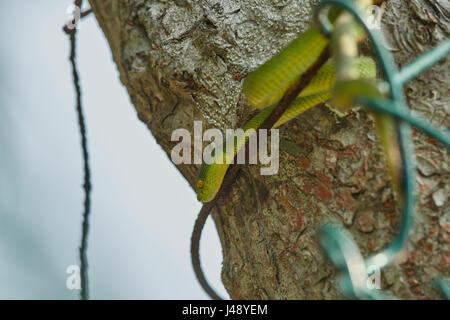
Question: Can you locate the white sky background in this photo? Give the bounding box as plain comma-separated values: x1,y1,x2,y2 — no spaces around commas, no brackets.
0,0,227,299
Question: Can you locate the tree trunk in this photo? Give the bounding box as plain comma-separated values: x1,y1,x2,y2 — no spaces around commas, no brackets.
88,0,449,299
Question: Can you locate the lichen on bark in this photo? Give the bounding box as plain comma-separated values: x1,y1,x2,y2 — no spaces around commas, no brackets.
88,0,449,299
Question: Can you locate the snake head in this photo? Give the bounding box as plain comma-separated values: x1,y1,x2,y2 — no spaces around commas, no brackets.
196,179,215,203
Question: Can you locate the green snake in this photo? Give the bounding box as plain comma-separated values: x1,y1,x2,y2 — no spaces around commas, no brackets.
195,26,377,203
191,0,450,301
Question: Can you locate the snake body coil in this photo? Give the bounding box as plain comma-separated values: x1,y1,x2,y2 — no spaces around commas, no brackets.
196,55,376,203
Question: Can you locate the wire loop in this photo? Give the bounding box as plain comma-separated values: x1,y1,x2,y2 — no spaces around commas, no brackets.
315,0,450,299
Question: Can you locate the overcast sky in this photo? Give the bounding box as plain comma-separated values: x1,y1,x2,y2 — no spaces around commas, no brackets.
0,0,227,299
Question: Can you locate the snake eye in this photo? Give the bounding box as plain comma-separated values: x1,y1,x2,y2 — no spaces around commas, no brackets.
196,180,204,189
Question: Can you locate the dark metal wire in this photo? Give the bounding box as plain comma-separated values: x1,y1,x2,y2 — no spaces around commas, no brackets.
63,0,92,300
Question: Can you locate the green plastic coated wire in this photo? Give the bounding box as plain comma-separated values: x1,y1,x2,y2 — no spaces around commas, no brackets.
435,279,450,299
314,0,450,299
360,97,450,147
395,39,450,85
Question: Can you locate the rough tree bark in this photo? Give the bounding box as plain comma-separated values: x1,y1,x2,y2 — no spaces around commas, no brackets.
88,0,449,299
